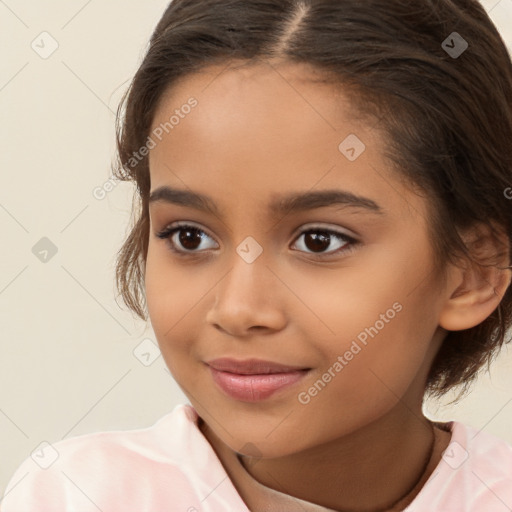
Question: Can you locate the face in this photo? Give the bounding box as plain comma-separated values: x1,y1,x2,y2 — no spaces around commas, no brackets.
145,60,449,458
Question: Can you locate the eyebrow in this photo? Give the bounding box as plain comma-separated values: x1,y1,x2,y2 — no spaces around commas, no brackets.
148,186,384,217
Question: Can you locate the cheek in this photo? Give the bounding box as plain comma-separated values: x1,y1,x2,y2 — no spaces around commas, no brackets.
293,318,428,450
285,258,401,344
294,265,434,415
145,246,193,345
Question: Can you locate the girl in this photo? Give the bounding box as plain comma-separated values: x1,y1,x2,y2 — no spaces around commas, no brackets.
3,0,512,510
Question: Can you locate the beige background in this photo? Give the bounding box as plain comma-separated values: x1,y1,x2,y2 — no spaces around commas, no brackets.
1,0,512,498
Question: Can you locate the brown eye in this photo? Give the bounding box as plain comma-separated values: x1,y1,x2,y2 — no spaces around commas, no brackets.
292,228,357,257
176,227,204,251
156,224,218,255
303,232,331,252
155,223,358,260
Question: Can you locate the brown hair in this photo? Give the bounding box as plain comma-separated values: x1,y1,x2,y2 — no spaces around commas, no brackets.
112,0,512,402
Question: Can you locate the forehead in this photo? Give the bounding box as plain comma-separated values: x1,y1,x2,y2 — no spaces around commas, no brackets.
151,62,365,169
147,60,425,223
149,60,367,156
152,59,351,125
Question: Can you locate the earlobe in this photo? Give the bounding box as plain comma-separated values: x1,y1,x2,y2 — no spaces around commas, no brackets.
438,225,512,332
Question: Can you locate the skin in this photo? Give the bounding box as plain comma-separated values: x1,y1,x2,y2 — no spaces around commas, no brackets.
144,59,511,510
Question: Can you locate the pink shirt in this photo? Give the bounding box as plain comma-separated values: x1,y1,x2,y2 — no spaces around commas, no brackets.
1,403,512,511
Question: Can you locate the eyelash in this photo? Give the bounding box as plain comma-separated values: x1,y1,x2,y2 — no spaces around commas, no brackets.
155,222,359,260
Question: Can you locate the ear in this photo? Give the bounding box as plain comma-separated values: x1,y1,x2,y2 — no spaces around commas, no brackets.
439,223,512,331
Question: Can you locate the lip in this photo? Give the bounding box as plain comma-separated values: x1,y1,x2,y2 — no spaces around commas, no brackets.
205,358,311,402
205,357,310,374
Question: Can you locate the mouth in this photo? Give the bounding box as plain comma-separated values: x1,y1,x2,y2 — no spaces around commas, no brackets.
205,358,311,402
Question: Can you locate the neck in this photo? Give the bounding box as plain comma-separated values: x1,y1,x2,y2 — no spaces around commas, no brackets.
202,400,443,511
253,408,433,510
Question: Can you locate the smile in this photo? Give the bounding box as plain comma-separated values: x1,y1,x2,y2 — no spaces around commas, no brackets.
208,366,311,402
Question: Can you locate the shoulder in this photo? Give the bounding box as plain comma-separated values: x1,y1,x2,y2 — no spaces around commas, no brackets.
1,403,247,511
409,420,512,512
457,421,512,488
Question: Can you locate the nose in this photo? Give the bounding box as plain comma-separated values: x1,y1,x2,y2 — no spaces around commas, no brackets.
205,250,288,337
